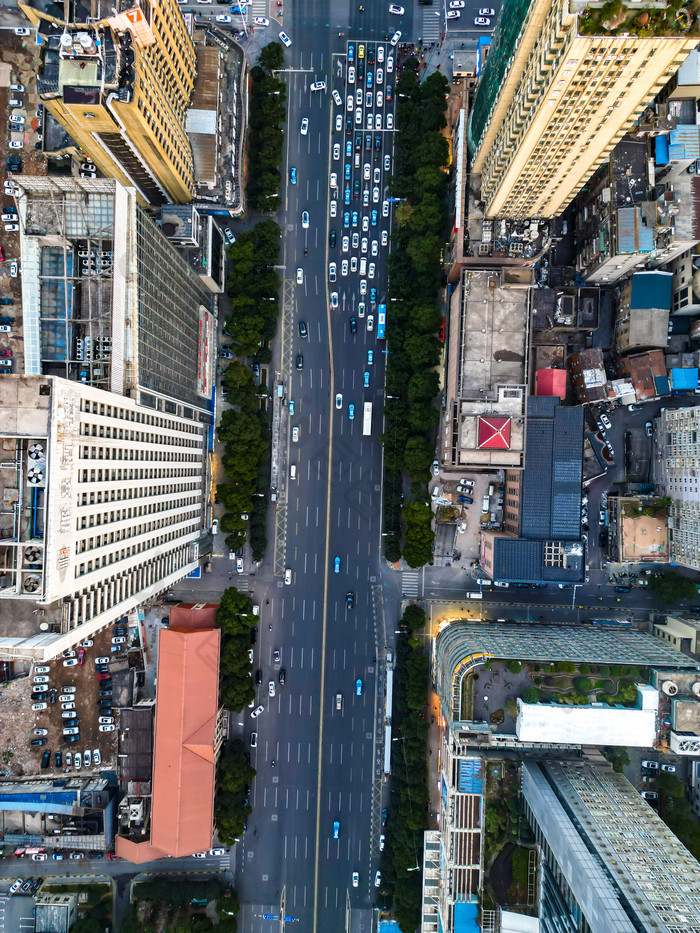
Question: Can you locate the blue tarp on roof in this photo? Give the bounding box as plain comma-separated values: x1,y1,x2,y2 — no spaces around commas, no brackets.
454,901,480,933
618,207,654,254
458,759,484,795
668,125,700,161
630,271,673,312
378,923,401,933
670,368,698,390
655,135,670,165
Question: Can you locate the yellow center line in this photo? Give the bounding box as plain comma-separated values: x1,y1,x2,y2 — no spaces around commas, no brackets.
312,53,339,933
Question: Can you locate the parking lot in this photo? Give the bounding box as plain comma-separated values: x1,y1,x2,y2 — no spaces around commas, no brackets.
431,468,504,569
0,621,132,778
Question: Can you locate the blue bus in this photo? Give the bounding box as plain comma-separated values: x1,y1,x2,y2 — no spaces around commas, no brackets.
377,303,386,339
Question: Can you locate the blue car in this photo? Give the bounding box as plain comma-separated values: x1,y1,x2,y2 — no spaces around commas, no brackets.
290,166,297,184
344,188,351,205
356,678,363,696
363,371,370,388
345,163,351,180
346,140,352,157
334,555,341,573
289,400,295,415
367,349,374,365
348,44,355,62
333,819,341,839
370,287,377,303
352,211,358,227
367,72,373,89
348,403,355,420
343,211,350,228
371,210,378,226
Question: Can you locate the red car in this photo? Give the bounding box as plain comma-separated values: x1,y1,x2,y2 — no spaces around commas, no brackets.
97,672,111,681
0,246,4,261
0,349,11,357
77,649,85,665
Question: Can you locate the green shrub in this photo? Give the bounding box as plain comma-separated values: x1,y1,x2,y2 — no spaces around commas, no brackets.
599,665,611,677
521,686,539,704
573,677,593,692
580,663,591,675
506,660,522,674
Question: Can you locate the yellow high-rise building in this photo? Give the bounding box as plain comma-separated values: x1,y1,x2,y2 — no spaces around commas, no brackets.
467,0,699,219
20,0,196,205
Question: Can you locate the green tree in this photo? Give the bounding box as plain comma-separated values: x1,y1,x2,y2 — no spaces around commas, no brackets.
216,587,256,635
506,660,522,674
405,652,428,709
403,436,434,481
402,501,434,569
650,571,698,604
218,740,257,793
402,604,426,634
521,686,539,703
221,675,255,712
602,746,630,773
258,41,284,71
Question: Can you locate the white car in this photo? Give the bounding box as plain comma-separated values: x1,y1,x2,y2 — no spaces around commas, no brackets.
254,16,270,25
367,314,374,331
250,704,265,718
389,3,404,12
329,261,337,282
32,702,47,711
372,186,380,203
378,46,385,62
269,680,276,697
387,56,394,73
33,675,49,684
292,426,299,442
362,216,369,232
450,0,465,5
479,6,496,12
15,27,31,36
382,200,390,217
330,199,337,217
347,94,354,112
99,717,114,725
296,268,304,284
387,113,394,129
61,703,76,711
377,91,383,107
356,108,363,125
285,567,293,584
330,292,339,309
342,235,349,251
310,81,326,91
390,30,402,46
210,848,226,856
348,66,355,83
375,114,382,129
335,113,342,131
381,230,388,246
371,240,378,256
93,749,101,766
193,852,207,859
364,163,371,180
377,69,383,86
302,210,310,229
9,141,23,150
368,263,375,279
374,871,381,887
352,871,359,887
330,172,338,189
279,31,292,47
9,879,23,895
356,88,363,105
333,143,340,160
341,259,349,276
361,237,368,254
447,9,462,17
59,695,75,703
474,14,489,23
75,752,82,769
32,853,47,861
95,657,110,664
111,636,125,644
84,749,92,768
63,658,79,667
99,724,116,732
333,89,342,105
4,224,19,232
216,14,232,22
236,557,244,573
359,279,367,296
300,117,309,135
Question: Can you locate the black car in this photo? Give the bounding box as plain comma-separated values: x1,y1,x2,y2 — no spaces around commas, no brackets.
329,230,336,248
98,689,112,697
64,734,80,743
250,626,258,645
41,749,51,769
31,878,43,894
599,532,608,548
365,134,372,151
296,353,303,371
21,879,32,892
349,316,357,334
30,737,47,747
255,669,263,686
114,626,126,635
31,691,47,701
298,320,308,339
346,115,352,135
346,592,354,609
55,751,62,768
353,179,360,199
48,688,57,704
381,807,388,825
355,131,362,151
614,585,630,593
368,47,375,65
374,134,382,151
97,664,110,672
278,668,286,685
358,59,365,80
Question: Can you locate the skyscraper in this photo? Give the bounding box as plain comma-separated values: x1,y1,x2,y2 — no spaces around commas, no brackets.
20,0,197,205
522,757,700,933
468,0,698,219
0,176,215,660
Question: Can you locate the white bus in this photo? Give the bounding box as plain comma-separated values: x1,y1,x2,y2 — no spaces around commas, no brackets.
362,402,373,436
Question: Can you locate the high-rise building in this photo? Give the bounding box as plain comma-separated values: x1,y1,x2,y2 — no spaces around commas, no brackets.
20,0,197,205
522,757,700,933
467,0,698,219
0,177,215,661
657,405,700,569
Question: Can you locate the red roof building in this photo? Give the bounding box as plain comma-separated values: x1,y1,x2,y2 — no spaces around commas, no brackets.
477,416,512,449
535,368,567,398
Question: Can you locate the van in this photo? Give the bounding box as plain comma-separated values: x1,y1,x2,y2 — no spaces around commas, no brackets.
488,483,494,496
290,464,297,480
481,494,490,512
476,578,491,586
360,258,367,276
466,591,483,599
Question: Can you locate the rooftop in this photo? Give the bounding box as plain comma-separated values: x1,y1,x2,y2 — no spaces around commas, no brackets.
616,497,669,561
515,693,658,746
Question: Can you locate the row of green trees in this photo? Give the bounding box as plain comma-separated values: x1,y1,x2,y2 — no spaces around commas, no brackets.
381,61,451,567
380,605,430,931
216,587,258,711
219,220,282,559
246,42,287,212
214,739,256,846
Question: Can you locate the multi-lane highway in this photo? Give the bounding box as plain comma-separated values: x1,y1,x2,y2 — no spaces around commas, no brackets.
232,8,400,932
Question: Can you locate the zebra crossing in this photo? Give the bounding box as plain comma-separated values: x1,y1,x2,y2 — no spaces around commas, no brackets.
402,571,421,599
421,5,442,44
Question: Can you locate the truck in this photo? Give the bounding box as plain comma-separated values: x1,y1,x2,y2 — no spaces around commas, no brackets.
362,401,373,436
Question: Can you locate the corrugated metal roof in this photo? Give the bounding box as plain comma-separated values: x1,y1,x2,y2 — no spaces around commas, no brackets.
617,207,654,254
668,124,700,160
629,271,673,312
670,367,699,390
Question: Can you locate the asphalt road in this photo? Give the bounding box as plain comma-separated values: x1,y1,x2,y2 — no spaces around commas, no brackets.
230,6,398,932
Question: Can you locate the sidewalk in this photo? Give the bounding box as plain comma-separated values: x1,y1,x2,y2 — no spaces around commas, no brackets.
427,687,442,830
